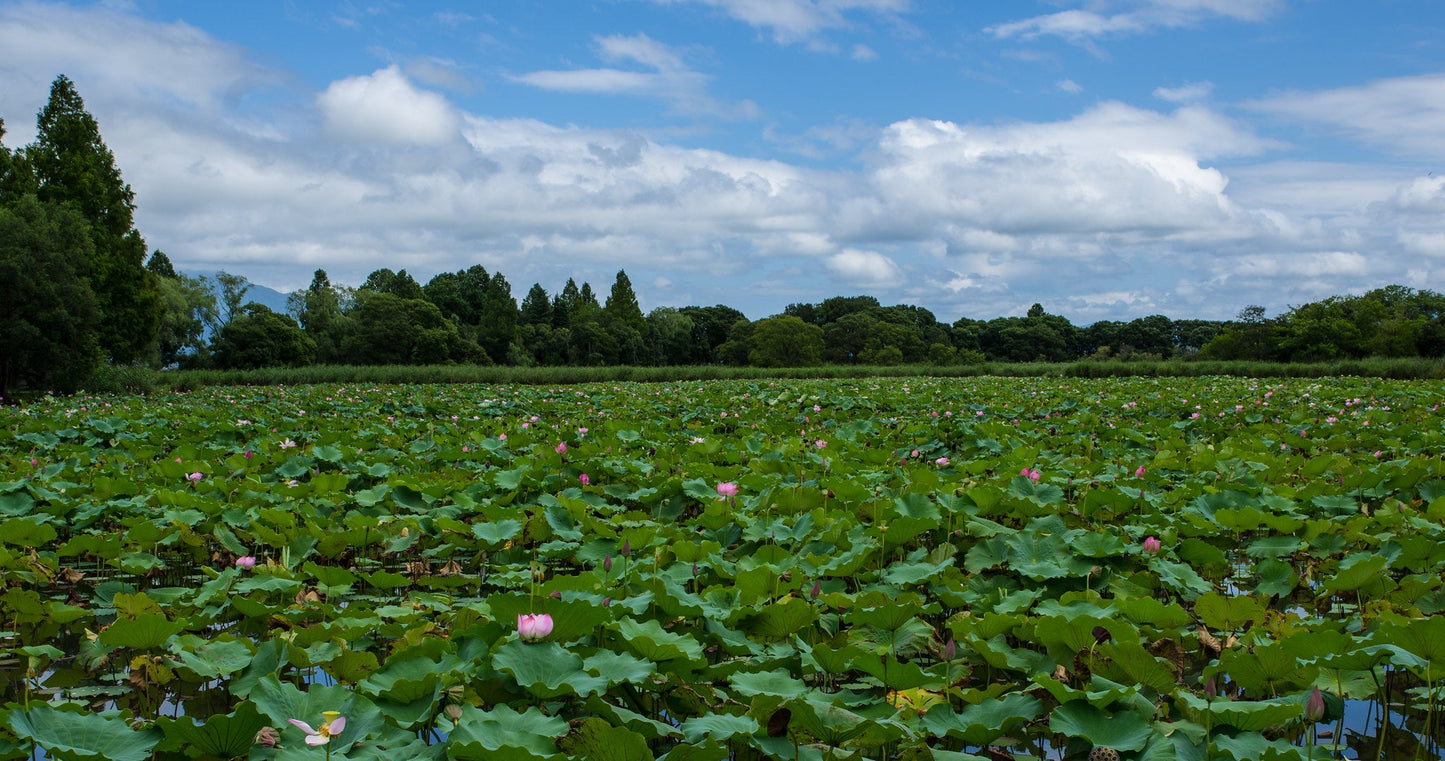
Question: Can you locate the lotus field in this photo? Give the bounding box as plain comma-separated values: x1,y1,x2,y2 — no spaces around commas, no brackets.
3,376,1445,761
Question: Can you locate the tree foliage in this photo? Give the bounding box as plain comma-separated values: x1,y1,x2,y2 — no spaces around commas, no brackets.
212,304,315,369
0,195,101,392
29,75,161,363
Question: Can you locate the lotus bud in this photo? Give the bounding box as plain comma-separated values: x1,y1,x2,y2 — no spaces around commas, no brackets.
603,554,613,573
1305,686,1325,722
1204,676,1218,700
809,580,821,599
942,638,956,661
1143,536,1162,555
620,539,631,557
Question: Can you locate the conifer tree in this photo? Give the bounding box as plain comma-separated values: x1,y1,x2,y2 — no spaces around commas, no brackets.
29,75,161,363
604,269,647,337
519,283,552,325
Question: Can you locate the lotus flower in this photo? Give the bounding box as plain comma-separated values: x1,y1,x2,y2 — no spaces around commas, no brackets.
235,555,257,570
578,473,590,486
1021,467,1041,483
1143,536,1162,554
1135,465,1147,478
716,481,739,498
187,472,203,484
555,442,567,454
288,711,345,746
518,613,554,642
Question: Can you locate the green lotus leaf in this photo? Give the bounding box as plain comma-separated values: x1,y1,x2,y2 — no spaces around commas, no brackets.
492,640,608,699
583,650,657,686
729,668,809,699
472,519,523,547
680,712,759,744
1177,693,1303,731
1049,701,1153,752
615,617,706,666
99,612,182,649
9,705,161,761
154,700,269,758
557,717,653,761
171,635,254,680
921,693,1042,745
1194,591,1266,632
447,703,567,760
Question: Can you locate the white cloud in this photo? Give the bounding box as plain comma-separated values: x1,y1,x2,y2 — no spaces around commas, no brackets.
0,1,276,142
851,43,879,61
1154,81,1213,103
514,33,756,118
318,66,461,145
988,0,1283,42
1249,73,1445,159
651,0,910,44
827,248,903,287
860,102,1273,241
1056,79,1083,94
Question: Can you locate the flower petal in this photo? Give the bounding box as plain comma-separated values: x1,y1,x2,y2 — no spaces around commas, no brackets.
328,717,346,735
305,734,331,746
287,719,317,734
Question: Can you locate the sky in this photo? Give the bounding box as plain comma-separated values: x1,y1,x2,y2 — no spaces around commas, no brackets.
1,1,1443,324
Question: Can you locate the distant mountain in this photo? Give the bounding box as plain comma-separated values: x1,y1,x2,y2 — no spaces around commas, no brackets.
182,270,292,315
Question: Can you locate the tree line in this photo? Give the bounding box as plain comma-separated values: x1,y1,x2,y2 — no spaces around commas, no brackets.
5,75,1445,394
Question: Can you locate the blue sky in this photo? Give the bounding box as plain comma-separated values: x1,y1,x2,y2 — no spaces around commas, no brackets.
2,0,1443,323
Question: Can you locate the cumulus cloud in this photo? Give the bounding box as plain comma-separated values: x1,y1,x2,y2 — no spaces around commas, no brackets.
1057,79,1083,94
1248,73,1445,159
827,248,903,287
859,102,1273,242
988,0,1283,42
318,66,461,145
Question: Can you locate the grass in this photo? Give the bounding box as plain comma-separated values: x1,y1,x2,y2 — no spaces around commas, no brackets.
123,356,1445,392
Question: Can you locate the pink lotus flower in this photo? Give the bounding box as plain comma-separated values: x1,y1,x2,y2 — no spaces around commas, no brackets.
235,555,257,570
518,613,554,642
279,438,297,449
288,711,345,746
579,473,590,486
1135,465,1147,479
1143,536,1162,554
187,472,203,484
716,481,739,498
814,439,827,449
1021,467,1040,483
934,457,950,466
555,442,567,454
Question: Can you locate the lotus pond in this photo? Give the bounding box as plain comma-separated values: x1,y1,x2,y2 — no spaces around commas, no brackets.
1,376,1443,761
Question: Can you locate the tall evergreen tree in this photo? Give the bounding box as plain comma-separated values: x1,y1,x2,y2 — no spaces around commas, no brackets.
604,269,647,337
476,273,518,362
552,278,581,328
145,250,177,279
579,282,599,308
29,75,160,363
519,283,552,325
